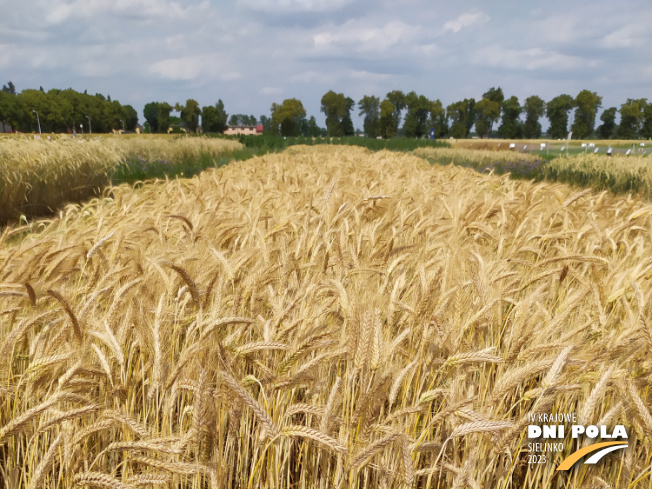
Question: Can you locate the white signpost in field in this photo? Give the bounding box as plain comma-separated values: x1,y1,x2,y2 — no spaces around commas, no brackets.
566,132,572,157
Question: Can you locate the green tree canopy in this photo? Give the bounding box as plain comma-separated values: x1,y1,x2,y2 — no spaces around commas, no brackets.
301,115,323,137
143,101,173,133
597,107,617,139
202,100,228,133
385,90,406,136
122,105,139,131
227,114,258,127
379,99,396,139
157,102,173,133
227,114,239,126
259,114,272,133
546,94,574,139
447,98,475,139
0,91,20,131
497,96,522,139
522,95,546,139
618,98,647,139
341,97,355,137
358,95,380,138
641,102,652,139
176,99,201,133
271,98,306,136
483,87,504,105
143,102,160,134
402,92,432,138
2,81,16,95
474,98,500,138
17,89,67,133
320,90,347,137
428,99,447,138
571,89,602,139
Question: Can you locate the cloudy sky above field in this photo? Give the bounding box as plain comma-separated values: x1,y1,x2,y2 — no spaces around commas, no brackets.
1,0,651,127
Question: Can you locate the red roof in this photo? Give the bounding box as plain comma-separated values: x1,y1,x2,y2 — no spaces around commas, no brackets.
256,125,263,133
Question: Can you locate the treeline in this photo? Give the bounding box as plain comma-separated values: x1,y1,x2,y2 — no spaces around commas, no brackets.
319,87,652,140
141,97,327,137
3,80,651,139
0,82,138,133
257,88,652,140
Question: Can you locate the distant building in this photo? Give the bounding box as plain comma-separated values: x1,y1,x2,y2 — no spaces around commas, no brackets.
224,125,263,136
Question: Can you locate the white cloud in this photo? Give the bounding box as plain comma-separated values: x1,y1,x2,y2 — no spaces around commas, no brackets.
149,55,240,81
419,43,443,56
471,46,599,71
45,0,204,24
0,44,59,71
289,71,325,83
260,87,283,96
77,60,119,78
532,15,580,44
349,70,390,79
443,10,490,33
602,29,632,48
601,26,647,49
314,20,418,53
164,34,187,53
237,0,353,13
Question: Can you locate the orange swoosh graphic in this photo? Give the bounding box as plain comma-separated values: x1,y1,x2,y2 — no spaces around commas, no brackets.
556,442,628,471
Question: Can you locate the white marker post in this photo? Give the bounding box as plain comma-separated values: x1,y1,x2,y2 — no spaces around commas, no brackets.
32,110,41,135
567,131,572,158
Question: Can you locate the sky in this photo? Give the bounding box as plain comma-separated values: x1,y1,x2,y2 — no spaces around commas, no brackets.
2,0,651,129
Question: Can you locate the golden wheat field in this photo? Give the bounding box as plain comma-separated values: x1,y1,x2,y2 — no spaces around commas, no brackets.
545,153,652,196
1,145,652,488
449,139,648,151
412,147,541,170
0,136,243,223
